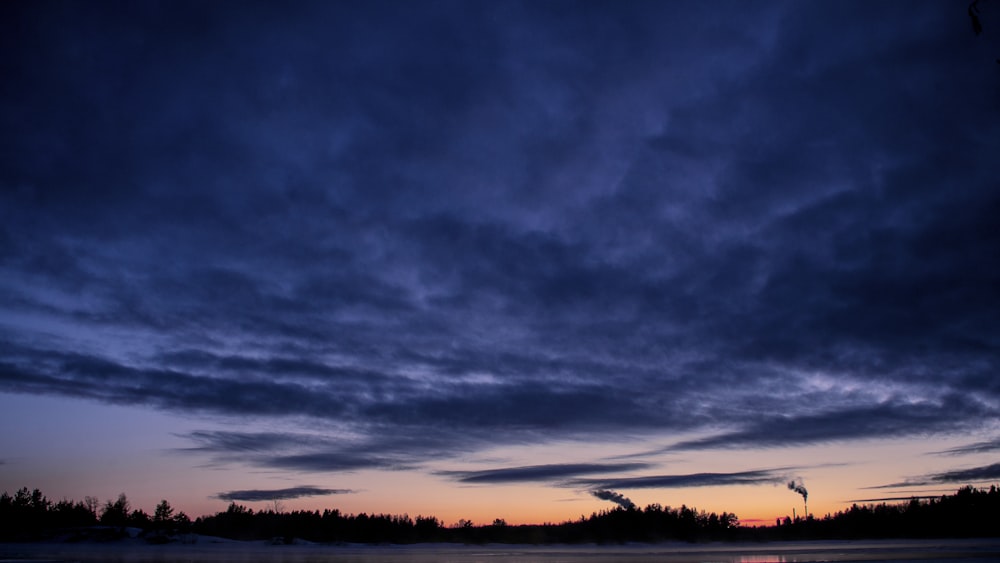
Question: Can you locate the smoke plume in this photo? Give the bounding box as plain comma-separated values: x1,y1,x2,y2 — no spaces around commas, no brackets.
591,489,636,510
787,479,808,503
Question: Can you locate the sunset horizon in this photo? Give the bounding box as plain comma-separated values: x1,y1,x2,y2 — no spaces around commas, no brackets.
3,0,999,535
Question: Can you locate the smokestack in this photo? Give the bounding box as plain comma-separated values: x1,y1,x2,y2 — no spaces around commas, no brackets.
787,479,808,516
591,489,636,510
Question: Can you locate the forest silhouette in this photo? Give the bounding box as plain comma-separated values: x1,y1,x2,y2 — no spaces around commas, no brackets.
2,485,998,544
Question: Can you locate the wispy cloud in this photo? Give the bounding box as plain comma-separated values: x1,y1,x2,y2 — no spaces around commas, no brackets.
572,468,792,490
438,463,650,484
871,463,1000,489
214,486,353,503
846,495,942,503
930,438,1000,456
177,430,445,473
663,400,993,451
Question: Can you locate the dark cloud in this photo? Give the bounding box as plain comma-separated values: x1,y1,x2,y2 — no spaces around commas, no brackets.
214,486,352,503
0,341,681,442
664,398,994,451
177,430,448,473
265,452,413,473
180,431,324,454
438,463,650,484
916,463,1000,484
931,438,1000,456
0,348,352,420
1,0,999,479
845,495,942,504
573,469,791,491
872,463,1000,489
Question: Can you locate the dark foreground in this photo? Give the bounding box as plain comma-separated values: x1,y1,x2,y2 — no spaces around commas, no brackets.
6,486,1000,545
2,539,1000,563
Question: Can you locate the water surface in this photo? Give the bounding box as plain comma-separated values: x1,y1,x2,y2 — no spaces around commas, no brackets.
2,538,999,562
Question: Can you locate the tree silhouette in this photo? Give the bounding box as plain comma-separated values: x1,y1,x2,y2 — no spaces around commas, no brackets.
153,500,174,528
99,493,130,527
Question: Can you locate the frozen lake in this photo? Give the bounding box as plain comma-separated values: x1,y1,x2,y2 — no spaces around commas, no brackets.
2,539,1000,562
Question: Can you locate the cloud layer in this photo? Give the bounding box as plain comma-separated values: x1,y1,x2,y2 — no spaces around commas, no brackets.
573,469,793,491
1,1,998,485
932,438,1000,456
439,463,650,484
215,487,353,503
874,463,1000,489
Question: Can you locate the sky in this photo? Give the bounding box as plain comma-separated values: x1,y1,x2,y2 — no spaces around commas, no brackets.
1,0,999,526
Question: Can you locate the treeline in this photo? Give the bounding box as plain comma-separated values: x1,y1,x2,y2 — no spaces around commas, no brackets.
194,501,739,544
0,489,736,544
1,485,998,544
758,485,1000,541
0,488,190,542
